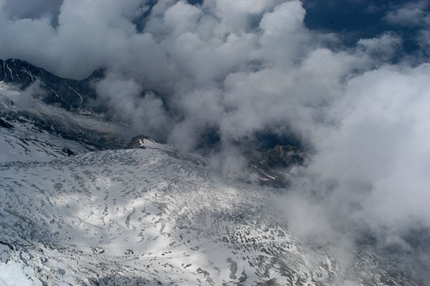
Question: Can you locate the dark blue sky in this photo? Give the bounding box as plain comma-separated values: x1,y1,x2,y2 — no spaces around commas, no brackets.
303,0,428,54
185,0,429,56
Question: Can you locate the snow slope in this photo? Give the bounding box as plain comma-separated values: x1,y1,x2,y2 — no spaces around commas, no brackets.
1,81,124,163
0,147,339,285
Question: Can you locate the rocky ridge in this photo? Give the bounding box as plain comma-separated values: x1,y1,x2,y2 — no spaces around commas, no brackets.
0,58,102,111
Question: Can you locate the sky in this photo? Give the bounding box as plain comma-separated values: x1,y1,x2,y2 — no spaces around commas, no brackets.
1,0,430,283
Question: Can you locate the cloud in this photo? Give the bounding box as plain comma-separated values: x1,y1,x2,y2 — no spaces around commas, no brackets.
337,64,430,231
0,0,62,21
0,0,149,79
384,1,430,27
95,71,171,141
278,62,430,281
310,64,430,223
12,80,47,109
357,33,402,61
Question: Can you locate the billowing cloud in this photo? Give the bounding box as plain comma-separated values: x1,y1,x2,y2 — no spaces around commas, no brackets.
382,1,430,59
96,71,171,140
384,1,430,27
296,63,430,232
277,62,430,281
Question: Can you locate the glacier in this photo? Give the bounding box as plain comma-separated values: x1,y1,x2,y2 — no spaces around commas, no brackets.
0,142,340,285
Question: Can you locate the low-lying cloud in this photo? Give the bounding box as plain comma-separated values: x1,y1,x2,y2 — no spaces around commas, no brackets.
1,0,430,282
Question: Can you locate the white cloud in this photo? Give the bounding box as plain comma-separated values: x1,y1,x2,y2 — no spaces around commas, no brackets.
95,71,171,141
357,33,402,61
384,1,430,27
286,63,430,247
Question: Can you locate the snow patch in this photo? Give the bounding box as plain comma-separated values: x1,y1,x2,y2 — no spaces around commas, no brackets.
0,261,41,286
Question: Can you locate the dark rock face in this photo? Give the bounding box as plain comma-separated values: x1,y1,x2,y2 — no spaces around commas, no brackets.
1,110,126,151
0,58,103,111
260,145,305,170
248,145,305,188
126,135,150,149
62,148,76,157
0,58,126,151
0,118,14,129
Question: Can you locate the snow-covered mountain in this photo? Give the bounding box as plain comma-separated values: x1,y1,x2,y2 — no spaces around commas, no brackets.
0,71,419,285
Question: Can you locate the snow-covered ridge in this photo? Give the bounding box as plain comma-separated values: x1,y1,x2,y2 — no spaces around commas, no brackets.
136,136,176,152
1,81,127,163
0,148,337,285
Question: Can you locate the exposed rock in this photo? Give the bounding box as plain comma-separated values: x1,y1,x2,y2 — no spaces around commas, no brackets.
0,58,103,111
261,145,305,170
1,110,126,151
126,135,150,149
0,118,14,129
61,148,76,157
248,144,305,188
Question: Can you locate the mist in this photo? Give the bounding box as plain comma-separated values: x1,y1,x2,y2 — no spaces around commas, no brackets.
2,0,430,283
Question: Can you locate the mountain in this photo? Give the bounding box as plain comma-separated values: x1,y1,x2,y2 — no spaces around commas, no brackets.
0,65,420,285
0,61,125,153
1,141,335,285
1,59,103,111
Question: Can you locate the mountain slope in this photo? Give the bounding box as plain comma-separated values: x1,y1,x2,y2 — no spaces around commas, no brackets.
0,71,419,286
1,59,102,111
0,146,336,285
0,141,419,285
1,79,126,163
